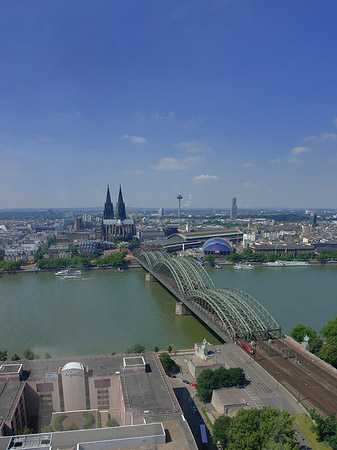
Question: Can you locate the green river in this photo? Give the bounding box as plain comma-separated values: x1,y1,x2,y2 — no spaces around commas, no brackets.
0,265,336,357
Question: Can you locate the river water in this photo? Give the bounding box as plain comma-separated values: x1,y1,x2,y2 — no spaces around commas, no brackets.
0,265,336,357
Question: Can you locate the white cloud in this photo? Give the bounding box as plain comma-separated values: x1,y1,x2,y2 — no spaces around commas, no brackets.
269,158,282,164
241,162,254,168
304,133,337,142
122,134,147,144
242,181,258,188
133,112,175,121
153,156,204,171
292,146,310,155
332,118,337,127
178,141,211,153
193,174,220,183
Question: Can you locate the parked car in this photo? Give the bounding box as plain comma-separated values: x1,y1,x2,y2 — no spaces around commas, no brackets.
189,382,197,386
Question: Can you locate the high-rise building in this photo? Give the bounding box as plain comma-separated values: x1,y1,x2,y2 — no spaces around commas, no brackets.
102,185,135,241
177,191,183,218
309,212,317,227
158,207,164,218
230,197,237,220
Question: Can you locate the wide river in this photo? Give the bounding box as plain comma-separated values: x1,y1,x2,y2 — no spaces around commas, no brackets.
0,265,336,358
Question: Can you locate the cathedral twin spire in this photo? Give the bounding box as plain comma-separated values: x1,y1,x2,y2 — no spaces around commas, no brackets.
103,184,126,220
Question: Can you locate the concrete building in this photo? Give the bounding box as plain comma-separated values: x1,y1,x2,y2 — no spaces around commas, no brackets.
230,197,237,220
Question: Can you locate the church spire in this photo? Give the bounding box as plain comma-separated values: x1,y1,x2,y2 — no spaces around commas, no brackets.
116,184,126,220
103,184,114,219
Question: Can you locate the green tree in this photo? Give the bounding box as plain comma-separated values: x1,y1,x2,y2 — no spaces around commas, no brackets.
24,348,35,360
166,344,174,353
213,407,297,450
107,416,119,427
114,236,122,245
45,352,51,359
196,367,245,403
311,409,337,449
69,244,79,256
126,344,145,353
212,415,231,448
41,426,53,433
0,350,8,361
11,354,20,361
159,353,178,374
321,316,337,340
18,426,34,435
318,338,337,368
290,324,317,343
130,237,140,249
83,412,95,429
205,255,215,265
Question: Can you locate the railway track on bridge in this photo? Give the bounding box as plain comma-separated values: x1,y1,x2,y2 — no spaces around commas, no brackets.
255,339,337,416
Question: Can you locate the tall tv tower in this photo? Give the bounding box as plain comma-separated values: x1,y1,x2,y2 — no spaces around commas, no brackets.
177,190,183,218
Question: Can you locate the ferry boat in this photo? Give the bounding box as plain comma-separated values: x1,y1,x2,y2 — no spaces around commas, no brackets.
263,261,310,267
55,269,82,276
233,263,255,270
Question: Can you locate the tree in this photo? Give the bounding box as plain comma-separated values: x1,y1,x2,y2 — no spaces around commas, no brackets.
159,353,178,374
153,346,160,352
166,344,174,353
126,344,145,353
45,352,51,359
114,236,122,245
311,409,337,449
213,407,297,450
205,255,215,265
0,350,8,361
11,354,20,361
212,415,231,448
318,338,337,368
130,237,140,249
321,316,337,340
24,348,35,360
18,426,34,435
196,367,245,403
290,324,317,343
107,416,119,427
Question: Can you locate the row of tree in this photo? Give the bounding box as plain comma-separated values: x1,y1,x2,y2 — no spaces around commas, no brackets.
212,407,297,450
196,367,245,402
290,316,337,368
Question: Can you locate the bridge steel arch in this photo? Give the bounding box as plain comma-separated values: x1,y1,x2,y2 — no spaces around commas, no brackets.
138,250,281,341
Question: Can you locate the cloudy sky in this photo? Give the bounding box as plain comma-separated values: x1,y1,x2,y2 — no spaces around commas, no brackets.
1,1,337,209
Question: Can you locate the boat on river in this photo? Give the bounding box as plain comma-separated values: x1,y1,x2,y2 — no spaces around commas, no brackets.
55,269,82,276
263,261,310,267
233,263,255,270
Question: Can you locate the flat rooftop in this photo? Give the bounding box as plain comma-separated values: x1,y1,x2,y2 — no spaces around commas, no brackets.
3,354,180,418
0,381,25,421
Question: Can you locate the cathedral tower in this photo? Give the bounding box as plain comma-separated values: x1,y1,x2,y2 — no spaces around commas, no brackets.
103,185,114,219
116,185,126,221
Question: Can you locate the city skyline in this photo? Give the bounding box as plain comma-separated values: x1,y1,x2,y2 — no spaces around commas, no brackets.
1,1,337,209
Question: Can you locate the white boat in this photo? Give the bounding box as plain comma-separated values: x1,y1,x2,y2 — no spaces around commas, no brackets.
263,261,310,267
55,269,82,276
233,263,255,270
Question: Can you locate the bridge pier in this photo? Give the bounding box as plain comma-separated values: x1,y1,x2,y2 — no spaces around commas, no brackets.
145,273,156,282
175,302,192,316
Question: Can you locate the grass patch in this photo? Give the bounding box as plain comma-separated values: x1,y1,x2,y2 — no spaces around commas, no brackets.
293,414,331,450
201,407,213,429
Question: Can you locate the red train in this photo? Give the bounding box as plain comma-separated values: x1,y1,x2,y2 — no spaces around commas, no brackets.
236,337,255,355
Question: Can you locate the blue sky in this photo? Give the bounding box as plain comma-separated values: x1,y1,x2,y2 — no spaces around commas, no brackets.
1,0,337,209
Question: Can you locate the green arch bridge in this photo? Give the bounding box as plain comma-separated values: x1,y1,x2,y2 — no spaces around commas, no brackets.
138,250,281,342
